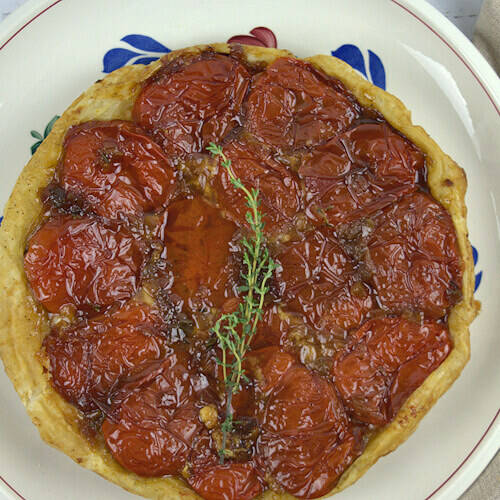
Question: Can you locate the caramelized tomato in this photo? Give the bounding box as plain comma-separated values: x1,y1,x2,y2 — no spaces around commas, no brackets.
212,139,302,232
44,302,166,413
300,122,425,226
253,349,356,498
133,53,250,156
246,58,359,150
188,431,264,500
189,463,264,500
102,347,207,476
367,192,462,318
276,228,373,332
250,305,290,350
155,196,239,315
247,346,296,396
59,120,177,220
24,216,146,313
333,317,452,426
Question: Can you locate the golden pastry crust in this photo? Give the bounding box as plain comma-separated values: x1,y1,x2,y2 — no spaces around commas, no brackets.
0,44,478,499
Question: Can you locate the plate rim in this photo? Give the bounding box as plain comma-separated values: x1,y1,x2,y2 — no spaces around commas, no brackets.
0,1,498,499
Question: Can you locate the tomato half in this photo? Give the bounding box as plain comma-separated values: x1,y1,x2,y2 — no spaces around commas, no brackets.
24,216,146,313
333,316,452,425
246,57,359,150
134,53,250,156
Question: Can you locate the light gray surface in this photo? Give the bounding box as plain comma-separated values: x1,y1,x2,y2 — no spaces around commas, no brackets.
0,0,497,499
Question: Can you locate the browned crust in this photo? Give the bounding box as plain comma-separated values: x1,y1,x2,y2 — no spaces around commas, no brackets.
0,44,478,500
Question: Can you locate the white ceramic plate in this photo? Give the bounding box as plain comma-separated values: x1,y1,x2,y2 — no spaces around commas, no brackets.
0,1,499,499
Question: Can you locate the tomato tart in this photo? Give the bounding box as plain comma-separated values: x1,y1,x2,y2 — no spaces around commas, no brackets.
0,44,478,499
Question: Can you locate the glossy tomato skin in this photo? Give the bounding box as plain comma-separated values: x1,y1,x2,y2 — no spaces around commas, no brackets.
246,58,359,150
251,348,357,498
250,305,291,350
276,227,373,333
188,463,264,500
102,346,211,477
60,120,177,220
133,53,250,156
44,302,166,413
24,216,146,314
367,192,462,318
212,138,302,233
187,431,264,500
332,316,452,426
155,196,239,316
300,122,425,226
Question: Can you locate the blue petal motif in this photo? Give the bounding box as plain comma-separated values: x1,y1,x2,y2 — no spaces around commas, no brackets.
472,245,482,292
103,48,141,73
133,56,160,66
368,50,386,90
103,35,171,73
331,45,386,90
331,45,367,78
0,216,3,227
121,34,170,53
475,271,483,291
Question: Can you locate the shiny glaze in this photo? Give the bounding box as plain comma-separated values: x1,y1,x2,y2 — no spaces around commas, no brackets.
28,52,465,500
212,138,302,233
300,122,425,226
366,191,462,318
44,302,166,412
187,431,264,500
24,215,146,314
252,347,357,499
59,120,177,220
134,53,250,156
333,317,451,425
102,346,212,476
155,195,240,317
246,57,359,150
276,227,373,334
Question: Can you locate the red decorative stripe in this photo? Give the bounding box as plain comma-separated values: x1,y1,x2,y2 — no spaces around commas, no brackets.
0,0,63,51
390,0,499,116
425,408,500,498
0,474,26,500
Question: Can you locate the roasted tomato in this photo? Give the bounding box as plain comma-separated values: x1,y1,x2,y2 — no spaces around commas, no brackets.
189,463,264,500
276,228,373,333
187,431,264,500
102,347,207,477
44,302,166,413
250,305,290,350
59,120,177,220
155,196,239,316
133,53,250,156
333,316,452,426
246,57,359,150
367,192,462,318
300,122,425,226
252,349,357,498
212,138,302,233
247,346,296,396
24,216,146,313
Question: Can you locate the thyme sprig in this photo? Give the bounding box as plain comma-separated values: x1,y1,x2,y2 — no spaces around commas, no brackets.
207,142,277,463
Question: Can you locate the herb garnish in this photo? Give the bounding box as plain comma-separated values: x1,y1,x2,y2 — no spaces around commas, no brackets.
207,142,277,463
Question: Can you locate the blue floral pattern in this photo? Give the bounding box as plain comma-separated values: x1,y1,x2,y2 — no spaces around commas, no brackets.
103,34,170,73
331,44,386,90
472,245,483,292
